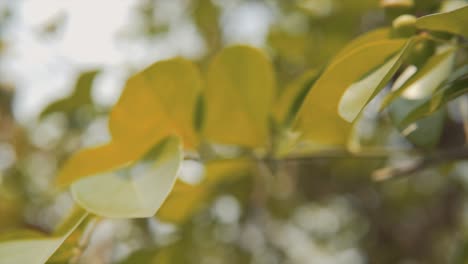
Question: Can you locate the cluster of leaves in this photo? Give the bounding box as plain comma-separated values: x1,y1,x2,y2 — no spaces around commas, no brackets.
1,2,468,263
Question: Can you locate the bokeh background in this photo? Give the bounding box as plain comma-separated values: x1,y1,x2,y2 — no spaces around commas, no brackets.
2,0,468,263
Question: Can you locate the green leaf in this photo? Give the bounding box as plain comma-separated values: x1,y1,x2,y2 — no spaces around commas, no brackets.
57,58,202,186
389,98,445,148
400,73,468,125
40,70,99,119
70,136,182,218
381,47,456,108
294,39,409,146
337,49,402,122
203,45,276,148
416,5,468,37
0,207,87,264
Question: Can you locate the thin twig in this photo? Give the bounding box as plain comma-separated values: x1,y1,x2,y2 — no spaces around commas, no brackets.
372,147,468,181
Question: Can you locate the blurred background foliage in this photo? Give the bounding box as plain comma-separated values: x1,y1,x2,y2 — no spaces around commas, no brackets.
1,0,468,263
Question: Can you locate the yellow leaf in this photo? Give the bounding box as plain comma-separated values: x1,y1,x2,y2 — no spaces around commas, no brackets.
57,58,202,186
294,39,408,146
70,136,182,218
203,45,276,148
109,58,203,147
157,180,207,223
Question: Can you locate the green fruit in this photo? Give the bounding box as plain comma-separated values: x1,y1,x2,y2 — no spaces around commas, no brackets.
392,14,417,38
406,38,436,66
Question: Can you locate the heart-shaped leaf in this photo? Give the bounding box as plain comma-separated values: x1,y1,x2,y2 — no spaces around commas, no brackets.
71,136,182,218
57,58,202,186
203,45,275,148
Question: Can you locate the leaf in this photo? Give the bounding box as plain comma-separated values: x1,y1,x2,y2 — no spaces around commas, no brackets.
400,74,468,125
40,70,99,119
389,98,445,148
273,69,320,126
203,45,276,148
57,58,202,186
70,136,182,218
156,180,207,223
381,47,456,108
333,28,392,60
294,39,409,146
337,50,402,122
416,5,468,37
109,58,203,148
0,207,87,264
48,213,95,263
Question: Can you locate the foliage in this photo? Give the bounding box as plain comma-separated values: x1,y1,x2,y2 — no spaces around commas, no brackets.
1,1,468,263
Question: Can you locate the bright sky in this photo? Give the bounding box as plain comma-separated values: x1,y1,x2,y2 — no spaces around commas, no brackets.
0,0,274,124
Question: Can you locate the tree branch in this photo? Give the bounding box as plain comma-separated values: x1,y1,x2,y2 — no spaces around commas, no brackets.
372,146,468,181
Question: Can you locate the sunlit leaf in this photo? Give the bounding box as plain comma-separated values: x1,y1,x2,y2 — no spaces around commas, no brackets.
294,39,409,146
203,45,275,148
337,49,402,122
0,207,87,264
416,5,468,37
381,47,456,108
57,58,201,186
40,70,99,119
109,58,203,148
389,98,445,148
70,136,182,218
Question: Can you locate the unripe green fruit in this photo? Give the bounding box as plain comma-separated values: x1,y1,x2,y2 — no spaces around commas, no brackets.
406,39,436,67
392,14,417,38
